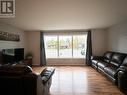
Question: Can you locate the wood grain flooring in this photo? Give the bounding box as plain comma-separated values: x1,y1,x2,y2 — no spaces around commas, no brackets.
33,66,125,95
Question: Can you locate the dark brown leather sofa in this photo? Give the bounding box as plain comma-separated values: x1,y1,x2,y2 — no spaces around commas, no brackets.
0,64,55,95
91,51,127,93
117,56,127,93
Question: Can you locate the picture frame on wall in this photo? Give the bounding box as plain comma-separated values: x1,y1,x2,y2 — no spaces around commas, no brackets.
0,31,20,41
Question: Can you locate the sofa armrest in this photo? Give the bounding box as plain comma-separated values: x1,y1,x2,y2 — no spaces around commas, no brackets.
37,75,44,95
117,65,127,73
91,56,104,60
118,70,127,94
41,67,55,84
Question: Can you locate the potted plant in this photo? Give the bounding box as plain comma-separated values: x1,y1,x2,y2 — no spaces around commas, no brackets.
25,51,33,59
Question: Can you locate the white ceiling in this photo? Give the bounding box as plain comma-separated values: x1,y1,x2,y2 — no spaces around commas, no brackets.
0,0,127,31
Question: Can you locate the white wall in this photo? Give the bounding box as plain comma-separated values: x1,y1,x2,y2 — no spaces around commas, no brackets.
108,21,127,53
0,22,26,50
92,29,108,56
25,31,40,65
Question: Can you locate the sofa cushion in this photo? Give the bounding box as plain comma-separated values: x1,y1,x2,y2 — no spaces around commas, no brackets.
91,60,99,68
121,56,127,66
104,66,118,78
110,53,126,67
0,65,33,76
97,61,108,70
103,51,114,63
92,60,98,65
91,56,104,60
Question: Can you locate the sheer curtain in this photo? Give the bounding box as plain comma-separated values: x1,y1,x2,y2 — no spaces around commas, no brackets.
86,30,92,65
40,32,46,66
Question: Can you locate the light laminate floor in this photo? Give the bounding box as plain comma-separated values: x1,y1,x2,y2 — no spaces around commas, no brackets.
33,66,124,95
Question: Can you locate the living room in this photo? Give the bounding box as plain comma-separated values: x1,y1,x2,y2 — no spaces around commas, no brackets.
0,0,127,95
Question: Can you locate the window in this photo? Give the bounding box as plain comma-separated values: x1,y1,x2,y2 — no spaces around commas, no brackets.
59,36,72,58
44,36,58,58
73,35,87,58
44,34,87,58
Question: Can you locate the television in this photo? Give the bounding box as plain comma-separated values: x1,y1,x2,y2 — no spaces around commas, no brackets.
2,48,24,64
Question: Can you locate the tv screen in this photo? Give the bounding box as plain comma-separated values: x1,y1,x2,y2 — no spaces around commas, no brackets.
4,49,15,56
2,48,24,64
14,48,24,62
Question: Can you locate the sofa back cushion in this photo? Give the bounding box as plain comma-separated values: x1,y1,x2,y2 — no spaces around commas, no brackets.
121,56,127,66
0,65,33,76
110,53,126,67
103,51,114,63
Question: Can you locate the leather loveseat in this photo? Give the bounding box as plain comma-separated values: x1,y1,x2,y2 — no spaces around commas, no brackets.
91,51,127,93
0,64,55,95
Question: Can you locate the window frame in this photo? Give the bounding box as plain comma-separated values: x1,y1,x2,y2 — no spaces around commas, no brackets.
44,31,87,59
